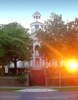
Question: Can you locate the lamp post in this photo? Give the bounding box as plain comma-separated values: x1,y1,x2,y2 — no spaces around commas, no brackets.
44,67,47,87
58,60,63,87
59,66,61,87
44,58,49,87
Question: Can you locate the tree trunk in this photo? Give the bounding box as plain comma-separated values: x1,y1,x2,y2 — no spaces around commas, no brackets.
14,59,18,75
1,64,4,76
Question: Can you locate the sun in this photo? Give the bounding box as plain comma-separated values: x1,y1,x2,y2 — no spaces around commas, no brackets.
64,58,78,73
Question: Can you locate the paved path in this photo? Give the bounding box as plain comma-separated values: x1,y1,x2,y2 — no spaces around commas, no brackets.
18,88,57,92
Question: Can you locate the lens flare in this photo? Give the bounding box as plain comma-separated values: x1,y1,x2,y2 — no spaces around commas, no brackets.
64,58,78,73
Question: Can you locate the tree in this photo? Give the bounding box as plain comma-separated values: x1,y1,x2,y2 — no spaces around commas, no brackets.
62,18,78,58
37,13,67,61
0,22,32,75
0,27,13,75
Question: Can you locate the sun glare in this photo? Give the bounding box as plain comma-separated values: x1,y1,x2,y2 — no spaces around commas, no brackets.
64,58,78,73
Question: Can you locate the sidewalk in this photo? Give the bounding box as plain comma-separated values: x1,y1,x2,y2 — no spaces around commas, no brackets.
19,86,78,92
17,86,57,92
18,88,57,92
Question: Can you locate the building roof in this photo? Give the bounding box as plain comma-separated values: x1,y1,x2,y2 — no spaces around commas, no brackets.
32,11,41,19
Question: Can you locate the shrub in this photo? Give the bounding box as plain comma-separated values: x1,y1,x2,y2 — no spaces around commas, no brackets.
18,73,27,83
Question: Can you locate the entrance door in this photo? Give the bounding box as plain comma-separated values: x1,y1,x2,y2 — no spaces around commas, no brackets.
29,70,45,86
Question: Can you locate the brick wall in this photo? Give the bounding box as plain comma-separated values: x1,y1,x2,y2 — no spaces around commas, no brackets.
47,77,78,86
0,75,29,87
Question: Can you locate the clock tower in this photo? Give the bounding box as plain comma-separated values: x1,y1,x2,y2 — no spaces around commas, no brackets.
30,11,44,69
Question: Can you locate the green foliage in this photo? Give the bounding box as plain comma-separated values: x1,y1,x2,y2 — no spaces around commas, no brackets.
18,73,27,83
0,22,32,64
62,18,78,58
37,12,67,61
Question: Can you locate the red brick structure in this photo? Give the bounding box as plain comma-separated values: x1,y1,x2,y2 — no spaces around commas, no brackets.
0,76,29,87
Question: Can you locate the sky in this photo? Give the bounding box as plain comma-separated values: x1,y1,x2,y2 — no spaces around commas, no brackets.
0,0,78,28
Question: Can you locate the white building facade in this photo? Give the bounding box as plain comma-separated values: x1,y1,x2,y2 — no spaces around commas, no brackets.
29,11,45,69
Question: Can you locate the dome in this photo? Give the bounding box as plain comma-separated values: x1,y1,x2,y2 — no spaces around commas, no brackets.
32,11,41,19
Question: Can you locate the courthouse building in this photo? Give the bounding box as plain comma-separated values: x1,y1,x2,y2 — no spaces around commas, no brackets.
6,11,58,72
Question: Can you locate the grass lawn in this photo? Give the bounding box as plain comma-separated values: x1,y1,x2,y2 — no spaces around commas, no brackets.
0,87,25,92
52,87,78,91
